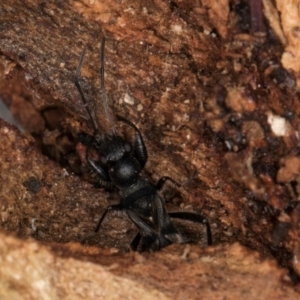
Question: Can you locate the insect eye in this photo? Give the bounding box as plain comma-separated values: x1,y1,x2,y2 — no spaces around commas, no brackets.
100,156,108,164
124,143,131,152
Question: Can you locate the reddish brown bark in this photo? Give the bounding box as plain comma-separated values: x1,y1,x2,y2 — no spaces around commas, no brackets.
1,0,300,298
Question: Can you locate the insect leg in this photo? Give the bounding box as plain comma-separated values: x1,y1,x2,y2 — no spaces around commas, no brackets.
87,159,115,190
130,232,142,251
95,204,123,233
130,232,161,252
116,115,148,169
169,212,212,245
155,176,180,191
152,193,183,245
78,132,114,189
81,204,123,245
126,209,161,251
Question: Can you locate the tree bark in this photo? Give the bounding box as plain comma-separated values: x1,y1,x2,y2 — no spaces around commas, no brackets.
1,0,300,298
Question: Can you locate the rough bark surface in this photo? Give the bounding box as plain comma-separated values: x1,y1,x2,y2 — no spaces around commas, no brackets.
1,233,299,300
1,0,300,298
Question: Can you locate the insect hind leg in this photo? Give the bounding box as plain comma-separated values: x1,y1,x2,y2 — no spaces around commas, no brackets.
127,209,166,251
169,212,212,245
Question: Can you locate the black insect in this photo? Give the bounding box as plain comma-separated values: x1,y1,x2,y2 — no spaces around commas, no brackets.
75,38,212,251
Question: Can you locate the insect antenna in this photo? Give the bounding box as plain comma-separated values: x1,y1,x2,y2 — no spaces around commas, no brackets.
75,46,99,136
100,37,116,135
75,45,100,163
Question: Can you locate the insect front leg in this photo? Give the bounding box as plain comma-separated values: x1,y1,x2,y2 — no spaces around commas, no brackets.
78,132,115,190
87,159,115,190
